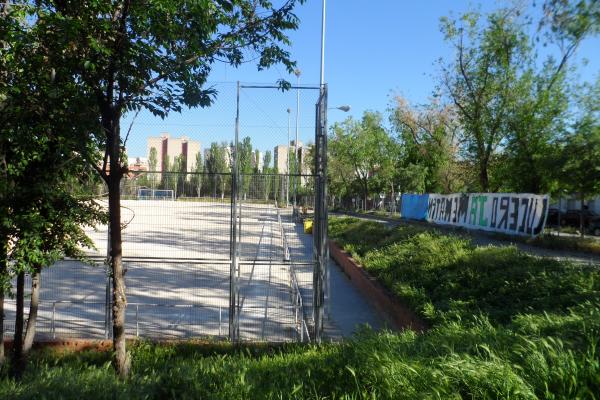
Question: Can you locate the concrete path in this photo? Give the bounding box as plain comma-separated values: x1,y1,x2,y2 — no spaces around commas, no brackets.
324,259,384,339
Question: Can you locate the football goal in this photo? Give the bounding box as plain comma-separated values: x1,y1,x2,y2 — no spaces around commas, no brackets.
137,188,175,200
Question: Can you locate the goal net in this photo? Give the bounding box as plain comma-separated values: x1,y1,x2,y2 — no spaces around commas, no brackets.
137,188,175,201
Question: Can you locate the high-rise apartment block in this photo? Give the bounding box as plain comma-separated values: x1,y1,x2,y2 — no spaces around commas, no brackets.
273,145,289,173
274,141,308,174
147,133,201,172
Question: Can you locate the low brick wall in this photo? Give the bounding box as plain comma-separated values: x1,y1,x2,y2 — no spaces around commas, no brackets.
329,241,427,332
2,338,114,353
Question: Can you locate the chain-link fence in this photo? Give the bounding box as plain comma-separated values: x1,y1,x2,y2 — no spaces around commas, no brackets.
5,82,328,343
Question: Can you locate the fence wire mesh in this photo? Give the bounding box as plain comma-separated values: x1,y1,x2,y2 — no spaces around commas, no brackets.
5,82,325,343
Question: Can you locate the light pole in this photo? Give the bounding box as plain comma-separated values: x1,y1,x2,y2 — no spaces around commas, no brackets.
286,108,291,207
315,0,327,344
320,0,326,88
328,105,351,113
294,69,301,208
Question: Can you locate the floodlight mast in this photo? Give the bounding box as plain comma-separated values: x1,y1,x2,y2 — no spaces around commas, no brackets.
293,69,301,208
320,0,326,88
286,108,291,207
314,0,327,344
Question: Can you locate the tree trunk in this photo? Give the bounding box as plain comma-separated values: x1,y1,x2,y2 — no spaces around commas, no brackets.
23,264,42,356
0,237,6,367
12,271,25,378
390,182,395,216
479,162,489,192
105,112,130,378
580,195,585,238
363,181,368,212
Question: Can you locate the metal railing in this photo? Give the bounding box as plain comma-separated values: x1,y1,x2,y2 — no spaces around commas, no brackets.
4,300,226,340
276,207,310,342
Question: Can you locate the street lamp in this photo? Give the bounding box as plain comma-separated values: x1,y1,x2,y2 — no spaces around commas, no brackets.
320,0,326,88
293,69,301,208
329,105,351,112
286,108,291,207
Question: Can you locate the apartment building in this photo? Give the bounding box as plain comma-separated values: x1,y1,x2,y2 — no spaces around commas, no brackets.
147,133,201,172
273,144,289,173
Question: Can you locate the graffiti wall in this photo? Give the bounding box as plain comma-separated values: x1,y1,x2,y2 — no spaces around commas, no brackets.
426,193,549,236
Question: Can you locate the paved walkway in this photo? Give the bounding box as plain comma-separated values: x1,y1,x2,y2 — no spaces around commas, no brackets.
324,259,384,339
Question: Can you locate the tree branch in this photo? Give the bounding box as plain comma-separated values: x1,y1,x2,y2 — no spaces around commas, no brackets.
123,0,296,105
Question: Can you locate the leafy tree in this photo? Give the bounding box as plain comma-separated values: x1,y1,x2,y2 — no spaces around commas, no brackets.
190,152,204,197
557,78,600,236
206,142,230,199
23,0,303,375
297,143,316,207
263,150,273,171
397,163,428,195
254,150,263,173
160,155,172,190
391,95,463,193
440,9,529,191
149,147,158,171
327,148,355,208
148,146,159,188
262,150,273,200
329,112,397,210
0,3,105,373
440,4,598,193
170,154,187,197
540,0,600,59
238,137,254,198
501,63,569,193
288,147,302,204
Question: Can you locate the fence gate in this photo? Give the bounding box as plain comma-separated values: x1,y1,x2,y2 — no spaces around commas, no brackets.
230,82,327,342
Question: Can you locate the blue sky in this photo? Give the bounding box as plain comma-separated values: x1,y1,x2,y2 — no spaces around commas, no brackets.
124,1,600,158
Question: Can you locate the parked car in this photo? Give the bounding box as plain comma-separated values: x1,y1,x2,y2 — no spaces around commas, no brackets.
588,220,600,236
559,209,600,228
547,208,559,226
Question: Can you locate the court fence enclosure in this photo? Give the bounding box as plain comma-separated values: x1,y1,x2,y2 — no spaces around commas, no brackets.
4,82,329,343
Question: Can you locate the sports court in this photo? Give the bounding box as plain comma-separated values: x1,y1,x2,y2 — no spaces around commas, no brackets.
4,81,328,343
4,197,315,342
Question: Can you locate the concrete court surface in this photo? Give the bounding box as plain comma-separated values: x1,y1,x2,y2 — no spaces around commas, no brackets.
5,199,383,342
5,200,307,342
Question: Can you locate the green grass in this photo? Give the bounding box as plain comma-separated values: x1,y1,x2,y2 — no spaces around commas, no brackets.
328,217,600,398
329,218,600,324
2,217,599,399
334,209,600,256
2,316,599,399
527,233,600,255
481,230,600,256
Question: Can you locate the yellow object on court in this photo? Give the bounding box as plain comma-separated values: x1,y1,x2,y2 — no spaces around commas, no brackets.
304,219,313,234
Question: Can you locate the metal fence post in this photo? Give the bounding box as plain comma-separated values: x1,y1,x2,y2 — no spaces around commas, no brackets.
313,84,328,343
105,225,112,339
51,302,56,339
229,81,240,343
136,304,139,337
